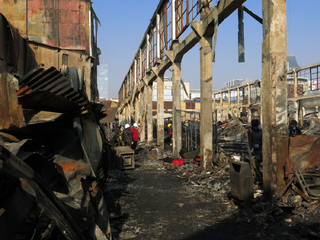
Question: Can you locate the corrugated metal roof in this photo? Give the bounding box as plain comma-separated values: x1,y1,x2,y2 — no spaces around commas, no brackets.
15,67,89,116
18,67,88,107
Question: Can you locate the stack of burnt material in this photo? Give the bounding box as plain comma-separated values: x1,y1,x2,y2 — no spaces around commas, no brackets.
278,134,320,209
0,68,112,239
216,118,250,158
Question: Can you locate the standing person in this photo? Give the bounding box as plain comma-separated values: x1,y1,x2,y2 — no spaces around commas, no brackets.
164,123,173,147
247,119,263,182
248,119,262,156
131,122,139,151
289,119,301,136
122,124,133,147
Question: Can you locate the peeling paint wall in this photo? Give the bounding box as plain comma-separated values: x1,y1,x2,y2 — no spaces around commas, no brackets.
0,0,99,102
0,0,90,52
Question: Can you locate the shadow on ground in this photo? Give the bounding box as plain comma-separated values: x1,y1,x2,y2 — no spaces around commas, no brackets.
103,153,320,240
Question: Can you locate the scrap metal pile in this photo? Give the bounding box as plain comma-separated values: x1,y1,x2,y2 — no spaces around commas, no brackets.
216,118,320,212
0,14,112,240
0,70,112,239
165,117,320,227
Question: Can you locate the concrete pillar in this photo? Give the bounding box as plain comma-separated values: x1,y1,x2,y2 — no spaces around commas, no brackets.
220,91,223,121
228,89,231,118
172,58,182,158
294,101,299,122
237,87,241,118
262,0,288,199
140,88,146,142
293,69,298,98
135,93,140,124
123,105,127,124
157,74,165,148
147,82,153,144
128,103,132,124
300,106,305,126
247,84,252,123
293,69,299,121
199,35,213,169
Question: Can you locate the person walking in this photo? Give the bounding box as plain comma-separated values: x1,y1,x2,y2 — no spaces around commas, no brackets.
131,122,139,151
122,124,133,147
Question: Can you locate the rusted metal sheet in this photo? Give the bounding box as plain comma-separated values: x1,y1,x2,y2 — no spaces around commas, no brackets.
289,135,320,173
0,145,86,240
74,116,103,174
25,0,88,51
23,110,63,125
0,1,90,51
0,13,38,78
0,73,25,130
17,67,88,113
0,132,20,143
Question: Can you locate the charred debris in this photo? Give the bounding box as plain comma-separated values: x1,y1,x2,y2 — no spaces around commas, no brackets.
0,13,112,240
159,117,320,232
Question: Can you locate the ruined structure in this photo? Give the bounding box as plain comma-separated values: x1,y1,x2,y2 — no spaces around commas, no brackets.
117,0,320,200
0,0,100,101
0,1,112,239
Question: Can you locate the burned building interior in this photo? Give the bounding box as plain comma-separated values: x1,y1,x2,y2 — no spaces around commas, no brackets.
1,0,320,240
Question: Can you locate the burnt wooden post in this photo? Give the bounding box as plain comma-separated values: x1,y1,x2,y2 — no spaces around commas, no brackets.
262,0,288,199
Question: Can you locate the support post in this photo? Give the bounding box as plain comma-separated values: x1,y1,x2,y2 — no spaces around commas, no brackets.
157,74,165,149
140,88,146,142
135,94,140,124
172,59,182,158
262,0,288,199
247,84,252,123
147,82,153,144
199,34,213,169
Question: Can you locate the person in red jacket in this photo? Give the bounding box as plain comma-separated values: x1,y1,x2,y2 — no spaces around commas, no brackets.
130,123,139,151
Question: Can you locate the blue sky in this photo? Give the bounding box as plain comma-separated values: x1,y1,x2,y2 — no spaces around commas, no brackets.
92,0,320,99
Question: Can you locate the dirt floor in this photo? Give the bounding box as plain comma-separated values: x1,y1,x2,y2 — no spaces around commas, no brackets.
103,151,320,240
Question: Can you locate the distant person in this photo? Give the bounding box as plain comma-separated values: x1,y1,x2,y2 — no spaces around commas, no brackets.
289,119,301,136
168,123,172,137
248,119,262,156
122,124,133,147
131,123,139,151
164,123,173,148
248,119,263,182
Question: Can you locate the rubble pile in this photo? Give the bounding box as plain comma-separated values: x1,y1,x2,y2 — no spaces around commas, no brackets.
0,67,112,240
160,115,320,237
163,149,231,200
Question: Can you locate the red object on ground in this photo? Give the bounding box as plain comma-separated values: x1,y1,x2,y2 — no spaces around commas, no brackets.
172,158,183,166
195,157,201,163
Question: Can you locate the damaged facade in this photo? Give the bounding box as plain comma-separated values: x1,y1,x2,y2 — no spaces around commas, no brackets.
0,1,112,239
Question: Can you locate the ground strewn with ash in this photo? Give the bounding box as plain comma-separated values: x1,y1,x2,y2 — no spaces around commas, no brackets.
103,155,320,240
